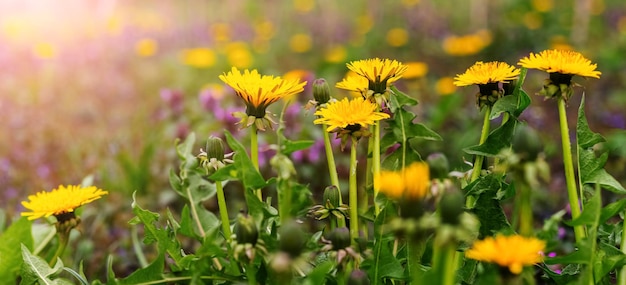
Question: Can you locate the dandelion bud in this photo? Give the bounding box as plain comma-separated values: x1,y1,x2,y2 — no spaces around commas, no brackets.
439,190,464,225
278,220,306,257
427,153,449,180
347,269,371,285
312,78,331,104
323,185,341,208
205,136,225,161
512,125,542,161
328,227,351,250
234,214,258,245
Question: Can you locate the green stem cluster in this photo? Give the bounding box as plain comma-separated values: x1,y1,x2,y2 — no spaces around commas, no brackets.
467,106,491,207
557,97,586,242
349,137,360,246
216,181,232,240
372,121,382,215
323,124,346,228
250,124,262,200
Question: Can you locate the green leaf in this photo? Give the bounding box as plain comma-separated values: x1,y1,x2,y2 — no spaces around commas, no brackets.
468,176,512,237
406,123,442,141
594,242,626,281
489,95,519,120
281,139,315,155
301,261,333,285
464,118,516,157
390,85,418,109
463,173,502,198
579,148,626,194
577,96,605,149
381,143,421,171
600,198,626,224
224,131,266,190
362,202,406,284
0,217,33,284
20,244,71,285
565,188,601,227
544,241,592,265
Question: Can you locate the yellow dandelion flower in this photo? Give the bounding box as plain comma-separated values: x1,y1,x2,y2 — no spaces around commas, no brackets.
220,67,306,130
403,61,429,79
32,42,57,59
386,28,409,47
135,38,158,57
346,58,408,88
443,30,492,56
324,45,347,63
289,33,312,53
465,235,546,274
518,49,601,79
335,74,370,96
225,42,253,69
313,97,389,132
454,61,520,87
377,162,430,200
21,185,108,220
436,77,457,96
181,48,215,68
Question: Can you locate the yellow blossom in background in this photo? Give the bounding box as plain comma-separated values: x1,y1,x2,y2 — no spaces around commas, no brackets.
531,0,553,12
549,36,573,51
106,16,123,35
518,49,601,79
219,67,306,120
201,83,225,100
289,33,312,53
401,0,421,7
181,47,216,68
211,22,231,42
226,42,253,69
32,42,57,59
255,20,275,40
293,0,315,13
21,185,108,220
134,38,158,57
376,162,430,200
443,30,492,56
618,16,626,34
591,0,605,15
436,77,457,95
523,12,542,30
313,97,389,132
454,61,520,87
403,62,429,79
386,28,409,47
324,45,347,63
355,14,374,35
465,235,546,274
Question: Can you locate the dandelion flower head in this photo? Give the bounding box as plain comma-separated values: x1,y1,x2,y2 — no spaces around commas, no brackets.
21,185,108,220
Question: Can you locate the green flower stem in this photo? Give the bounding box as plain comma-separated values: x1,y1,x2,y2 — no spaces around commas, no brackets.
619,210,626,285
373,121,382,215
246,263,257,285
518,181,533,236
467,106,491,207
349,136,360,246
250,124,262,200
323,125,341,194
279,180,292,224
216,181,232,240
408,240,426,283
50,229,70,266
323,124,346,228
433,240,457,285
557,97,586,242
132,225,149,268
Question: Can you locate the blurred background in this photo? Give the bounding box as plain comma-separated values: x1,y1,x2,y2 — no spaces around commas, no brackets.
1,0,625,279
